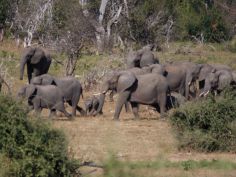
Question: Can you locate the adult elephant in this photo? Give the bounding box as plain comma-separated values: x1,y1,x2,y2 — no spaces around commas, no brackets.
18,84,71,118
126,45,159,68
20,47,52,83
31,74,85,116
163,61,203,99
200,69,234,96
96,72,169,120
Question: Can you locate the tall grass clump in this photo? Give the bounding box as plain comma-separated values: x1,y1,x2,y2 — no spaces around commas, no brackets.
170,89,236,152
0,94,80,177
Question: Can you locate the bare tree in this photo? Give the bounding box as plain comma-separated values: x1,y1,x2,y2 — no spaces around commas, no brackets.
11,0,53,47
46,0,95,76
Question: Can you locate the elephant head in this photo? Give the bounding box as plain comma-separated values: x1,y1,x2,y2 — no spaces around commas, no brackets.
186,64,203,85
17,85,37,99
20,47,36,80
96,72,137,115
199,69,219,97
19,47,47,81
126,50,142,68
25,85,37,99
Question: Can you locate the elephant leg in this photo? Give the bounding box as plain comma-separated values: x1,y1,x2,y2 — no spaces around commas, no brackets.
130,102,139,119
113,91,130,120
158,93,167,119
124,101,130,112
33,101,42,116
57,104,72,119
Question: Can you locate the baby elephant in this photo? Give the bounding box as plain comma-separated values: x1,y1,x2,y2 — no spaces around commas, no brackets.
18,84,72,118
84,95,103,116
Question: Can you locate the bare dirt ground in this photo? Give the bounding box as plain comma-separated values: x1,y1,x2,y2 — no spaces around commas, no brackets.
49,94,236,177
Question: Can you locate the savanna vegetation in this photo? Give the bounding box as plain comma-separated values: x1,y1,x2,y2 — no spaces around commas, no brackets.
0,0,236,176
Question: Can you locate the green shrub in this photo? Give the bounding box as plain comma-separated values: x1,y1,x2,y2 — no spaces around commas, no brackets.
0,94,80,177
170,89,236,152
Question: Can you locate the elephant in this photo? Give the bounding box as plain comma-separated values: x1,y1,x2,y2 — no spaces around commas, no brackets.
20,47,52,83
163,61,203,99
200,69,234,96
96,71,170,120
18,84,72,118
126,46,159,68
107,67,152,104
84,95,102,116
30,74,85,116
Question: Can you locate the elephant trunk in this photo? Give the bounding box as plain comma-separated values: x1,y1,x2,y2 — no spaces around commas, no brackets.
20,56,28,80
199,79,211,97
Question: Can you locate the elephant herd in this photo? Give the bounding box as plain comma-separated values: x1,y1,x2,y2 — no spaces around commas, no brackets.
17,46,236,120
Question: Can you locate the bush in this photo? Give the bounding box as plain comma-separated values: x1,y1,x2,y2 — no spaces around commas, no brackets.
170,89,236,152
0,94,80,177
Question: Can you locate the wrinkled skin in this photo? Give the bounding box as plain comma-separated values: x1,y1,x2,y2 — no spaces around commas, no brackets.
126,46,159,68
31,74,85,116
84,95,102,116
164,61,203,99
107,67,152,110
20,47,51,83
18,84,71,118
97,72,169,120
200,69,234,96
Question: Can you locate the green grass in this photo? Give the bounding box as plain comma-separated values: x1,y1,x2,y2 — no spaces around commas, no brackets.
103,156,236,177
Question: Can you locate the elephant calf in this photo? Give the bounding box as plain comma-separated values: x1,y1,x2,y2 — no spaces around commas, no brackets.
18,84,72,118
84,95,103,116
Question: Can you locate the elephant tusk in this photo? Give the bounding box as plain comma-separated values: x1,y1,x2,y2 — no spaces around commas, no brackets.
93,92,102,96
188,81,191,86
204,90,210,97
199,92,204,97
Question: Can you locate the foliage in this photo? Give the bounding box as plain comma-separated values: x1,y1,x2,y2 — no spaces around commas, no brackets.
0,94,80,177
103,155,236,177
166,0,230,42
0,0,10,25
170,89,236,152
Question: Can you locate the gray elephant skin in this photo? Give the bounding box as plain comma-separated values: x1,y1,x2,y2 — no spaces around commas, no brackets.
84,95,102,116
163,61,203,99
31,74,85,116
18,84,71,118
200,69,234,96
97,72,169,120
197,63,235,96
126,46,159,68
20,47,52,83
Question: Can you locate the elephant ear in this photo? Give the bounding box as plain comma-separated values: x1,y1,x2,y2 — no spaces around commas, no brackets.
117,72,137,93
26,85,37,98
30,48,45,64
41,75,57,85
